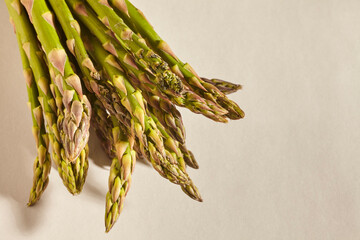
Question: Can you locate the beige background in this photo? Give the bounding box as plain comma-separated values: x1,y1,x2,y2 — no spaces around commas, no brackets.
1,0,360,239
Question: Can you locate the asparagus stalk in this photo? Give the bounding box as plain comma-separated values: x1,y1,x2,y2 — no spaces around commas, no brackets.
142,91,186,144
45,52,90,194
149,112,202,201
19,47,51,206
179,144,199,169
10,14,52,205
92,100,136,232
105,144,134,232
111,0,245,120
46,60,90,194
20,0,91,162
46,53,90,194
66,0,227,122
47,0,101,92
201,78,242,95
85,0,183,95
8,0,88,194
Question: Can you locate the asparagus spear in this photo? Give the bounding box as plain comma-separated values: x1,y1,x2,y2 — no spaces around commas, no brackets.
201,78,242,95
150,113,202,201
46,57,90,194
142,91,186,144
20,0,91,162
24,69,52,205
19,49,51,206
179,144,199,169
46,53,90,194
8,0,88,194
92,100,136,232
9,14,52,205
111,0,245,120
45,50,90,194
47,0,100,93
85,0,183,96
66,0,228,122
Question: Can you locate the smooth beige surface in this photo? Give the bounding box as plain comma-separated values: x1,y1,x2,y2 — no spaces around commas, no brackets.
1,0,360,239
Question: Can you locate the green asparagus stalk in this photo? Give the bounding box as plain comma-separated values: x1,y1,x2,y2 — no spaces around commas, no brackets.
179,144,199,169
46,55,90,194
150,112,202,201
8,0,88,194
47,61,90,194
46,54,90,194
20,51,51,206
10,17,52,205
111,0,245,120
92,100,136,232
105,147,134,232
85,0,183,95
142,91,186,144
201,78,242,95
66,0,227,122
20,0,91,162
47,0,100,86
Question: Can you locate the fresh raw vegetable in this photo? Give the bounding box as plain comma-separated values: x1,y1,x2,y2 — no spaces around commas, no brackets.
4,0,244,232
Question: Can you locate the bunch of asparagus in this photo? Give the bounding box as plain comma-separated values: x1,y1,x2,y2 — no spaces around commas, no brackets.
5,0,244,232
